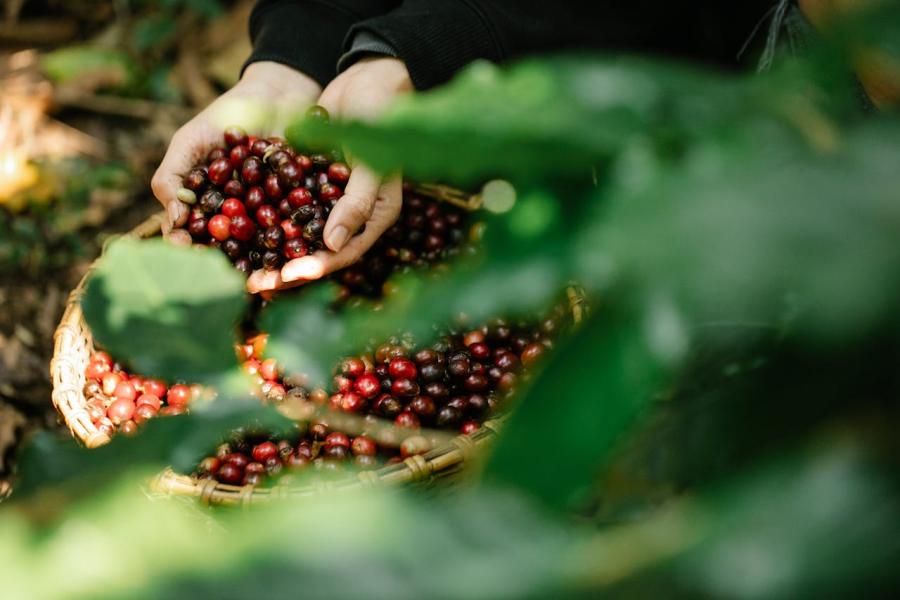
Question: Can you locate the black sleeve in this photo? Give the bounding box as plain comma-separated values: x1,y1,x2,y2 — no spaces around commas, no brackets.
244,0,400,88
346,0,778,90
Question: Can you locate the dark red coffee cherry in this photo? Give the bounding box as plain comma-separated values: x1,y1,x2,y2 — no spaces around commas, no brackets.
245,185,266,211
208,157,233,186
414,348,439,365
340,391,366,412
327,162,350,184
388,357,417,380
323,444,349,461
216,462,243,485
223,179,244,198
423,381,449,401
277,161,301,188
395,411,420,430
448,356,470,378
354,373,380,399
183,167,208,192
284,238,307,259
263,226,285,250
221,197,245,217
241,156,264,185
249,442,275,463
229,144,250,168
264,174,283,200
199,189,224,213
222,238,244,260
224,125,249,148
436,405,462,428
208,215,231,241
341,357,366,378
256,205,278,228
521,342,545,367
469,342,491,361
319,182,341,201
464,373,489,392
302,218,325,243
229,214,256,242
391,378,419,398
419,363,445,383
351,435,377,456
460,421,480,435
207,147,227,162
374,394,402,418
325,431,351,448
409,395,436,420
262,250,282,270
287,187,312,209
188,217,209,241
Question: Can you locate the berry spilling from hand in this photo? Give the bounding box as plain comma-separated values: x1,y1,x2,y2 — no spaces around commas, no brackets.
179,121,472,291
182,125,345,273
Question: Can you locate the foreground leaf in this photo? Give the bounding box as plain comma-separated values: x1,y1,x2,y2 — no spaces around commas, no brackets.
82,238,247,383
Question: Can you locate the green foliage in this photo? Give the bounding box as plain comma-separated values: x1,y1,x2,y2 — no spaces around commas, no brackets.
41,46,138,90
133,15,178,52
82,238,247,383
485,307,667,511
12,399,291,503
287,55,849,187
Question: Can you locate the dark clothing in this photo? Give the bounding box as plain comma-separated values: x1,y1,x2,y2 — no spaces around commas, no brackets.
245,1,778,90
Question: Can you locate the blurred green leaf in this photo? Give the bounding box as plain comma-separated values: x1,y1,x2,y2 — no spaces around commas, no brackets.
82,238,248,383
288,55,851,186
133,15,177,51
41,46,137,89
594,441,900,598
485,307,668,511
582,119,900,342
11,399,292,502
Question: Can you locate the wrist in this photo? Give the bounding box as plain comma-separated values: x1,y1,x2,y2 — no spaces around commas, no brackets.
241,61,322,99
352,57,413,92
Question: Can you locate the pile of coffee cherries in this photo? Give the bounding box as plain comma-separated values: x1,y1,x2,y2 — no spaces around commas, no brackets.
180,123,342,274
83,351,199,437
180,118,471,288
195,306,567,486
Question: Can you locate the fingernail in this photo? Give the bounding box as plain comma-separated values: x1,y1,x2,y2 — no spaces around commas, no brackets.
283,258,323,281
167,200,186,226
168,229,192,246
326,225,349,251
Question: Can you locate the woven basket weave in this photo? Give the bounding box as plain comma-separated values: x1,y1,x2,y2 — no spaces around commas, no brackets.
49,185,584,504
51,212,167,448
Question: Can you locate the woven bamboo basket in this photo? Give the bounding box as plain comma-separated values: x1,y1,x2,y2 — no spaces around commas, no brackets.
50,184,585,505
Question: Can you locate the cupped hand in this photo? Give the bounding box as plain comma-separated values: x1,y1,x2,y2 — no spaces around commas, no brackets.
246,57,413,293
152,61,321,243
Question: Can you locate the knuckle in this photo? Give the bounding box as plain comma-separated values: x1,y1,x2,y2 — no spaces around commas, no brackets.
150,172,167,198
342,195,375,223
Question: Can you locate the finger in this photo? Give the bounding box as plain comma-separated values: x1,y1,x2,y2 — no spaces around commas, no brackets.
167,229,192,246
323,164,381,252
246,269,309,294
152,126,216,228
166,199,189,229
282,176,401,282
247,269,283,294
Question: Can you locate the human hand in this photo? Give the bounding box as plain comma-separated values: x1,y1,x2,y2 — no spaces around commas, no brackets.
246,57,412,293
152,61,321,243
